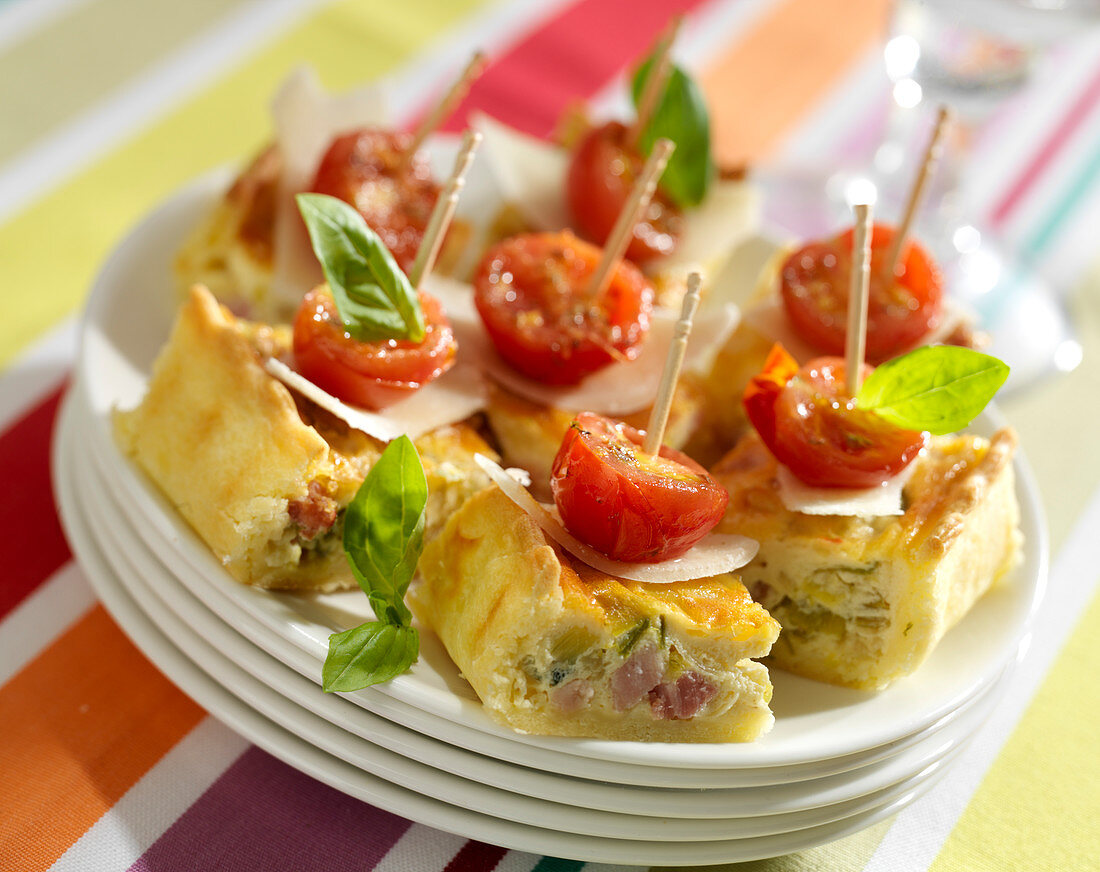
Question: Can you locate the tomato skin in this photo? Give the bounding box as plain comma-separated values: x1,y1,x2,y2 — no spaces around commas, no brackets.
551,412,729,563
566,121,683,265
292,287,456,410
779,223,944,364
309,129,439,274
743,350,927,489
473,231,654,385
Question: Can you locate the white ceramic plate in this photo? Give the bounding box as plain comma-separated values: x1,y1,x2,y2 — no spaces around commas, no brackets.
74,367,1016,790
54,394,962,864
74,167,1047,772
82,456,980,841
72,391,1005,826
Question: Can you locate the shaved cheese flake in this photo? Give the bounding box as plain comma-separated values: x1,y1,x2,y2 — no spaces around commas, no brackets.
647,178,760,288
472,111,570,232
742,298,820,364
776,460,918,517
269,66,389,310
475,454,758,583
483,303,739,416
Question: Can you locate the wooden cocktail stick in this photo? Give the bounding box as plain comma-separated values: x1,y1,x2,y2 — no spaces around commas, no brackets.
406,51,486,159
884,105,952,279
585,138,675,301
643,271,702,456
409,129,481,289
846,202,873,397
626,14,683,151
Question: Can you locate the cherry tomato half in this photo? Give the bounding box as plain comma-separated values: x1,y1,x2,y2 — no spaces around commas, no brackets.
566,121,683,265
292,286,456,410
551,412,729,563
779,223,944,364
473,231,654,385
309,129,439,274
743,346,927,489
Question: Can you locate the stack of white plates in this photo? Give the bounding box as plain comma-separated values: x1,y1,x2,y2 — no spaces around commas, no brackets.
52,173,1047,866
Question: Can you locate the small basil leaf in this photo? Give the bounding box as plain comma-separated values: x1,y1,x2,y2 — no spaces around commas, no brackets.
322,622,419,692
631,58,714,207
856,346,1010,435
342,435,427,627
296,193,425,344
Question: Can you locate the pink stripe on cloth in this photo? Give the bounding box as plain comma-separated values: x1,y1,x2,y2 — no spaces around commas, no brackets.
127,748,413,872
440,0,713,138
989,59,1100,228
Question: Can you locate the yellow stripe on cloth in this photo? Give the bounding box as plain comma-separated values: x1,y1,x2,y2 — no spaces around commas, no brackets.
0,0,486,369
0,0,255,164
930,585,1100,871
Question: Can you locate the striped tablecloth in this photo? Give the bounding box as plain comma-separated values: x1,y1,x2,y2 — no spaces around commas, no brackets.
3,0,1098,869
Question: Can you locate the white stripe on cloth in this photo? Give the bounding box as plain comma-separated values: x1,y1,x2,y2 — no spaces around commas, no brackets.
1030,176,1100,291
47,716,250,872
0,317,73,430
0,0,95,56
965,31,1100,227
0,0,326,226
0,562,95,685
371,825,469,872
861,484,1100,872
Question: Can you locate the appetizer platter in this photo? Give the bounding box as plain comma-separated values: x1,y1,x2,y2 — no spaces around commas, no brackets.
55,389,1008,861
56,46,1048,861
72,157,1044,760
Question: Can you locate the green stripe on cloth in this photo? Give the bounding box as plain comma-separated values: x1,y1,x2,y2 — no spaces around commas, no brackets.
531,858,585,872
1021,141,1100,263
0,0,255,164
0,0,487,368
930,584,1100,871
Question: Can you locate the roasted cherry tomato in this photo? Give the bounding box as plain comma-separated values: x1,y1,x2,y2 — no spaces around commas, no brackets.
551,412,729,563
292,286,456,410
566,121,683,265
779,223,943,364
309,129,439,274
743,346,927,489
473,231,654,385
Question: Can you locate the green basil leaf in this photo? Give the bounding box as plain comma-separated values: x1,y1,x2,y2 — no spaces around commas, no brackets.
296,193,425,344
630,58,714,207
322,622,419,692
342,435,427,627
856,346,1010,435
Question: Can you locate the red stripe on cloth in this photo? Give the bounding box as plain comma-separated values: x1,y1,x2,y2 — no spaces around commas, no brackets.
989,60,1100,228
0,383,71,620
442,840,509,871
440,0,712,139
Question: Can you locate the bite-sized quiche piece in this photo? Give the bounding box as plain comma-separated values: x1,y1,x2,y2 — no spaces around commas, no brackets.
413,485,779,742
174,141,470,323
174,146,282,318
114,285,494,591
482,376,707,498
711,427,1021,690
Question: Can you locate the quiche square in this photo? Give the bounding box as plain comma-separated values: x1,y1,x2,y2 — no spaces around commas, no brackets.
711,428,1022,689
414,485,780,742
114,284,493,591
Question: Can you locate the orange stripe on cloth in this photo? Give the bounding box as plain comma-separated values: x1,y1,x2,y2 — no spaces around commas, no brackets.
0,605,205,871
701,0,890,166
